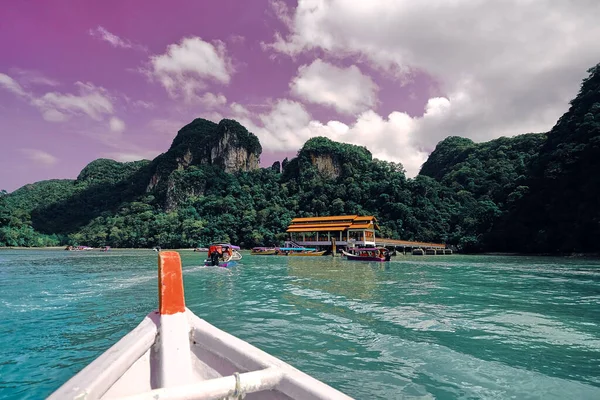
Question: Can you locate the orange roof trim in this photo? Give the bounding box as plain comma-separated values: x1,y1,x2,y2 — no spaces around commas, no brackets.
291,215,358,222
287,223,352,229
354,216,377,221
348,223,374,229
287,215,379,232
287,227,347,232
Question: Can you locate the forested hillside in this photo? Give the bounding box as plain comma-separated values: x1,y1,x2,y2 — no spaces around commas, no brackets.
1,63,598,253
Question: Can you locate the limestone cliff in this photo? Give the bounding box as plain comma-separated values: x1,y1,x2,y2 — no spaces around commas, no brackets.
145,118,261,208
210,120,260,173
310,154,342,179
290,136,372,180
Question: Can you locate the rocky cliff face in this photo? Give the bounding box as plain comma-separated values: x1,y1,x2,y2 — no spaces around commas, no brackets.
210,123,260,173
310,154,341,179
145,118,262,207
291,136,372,181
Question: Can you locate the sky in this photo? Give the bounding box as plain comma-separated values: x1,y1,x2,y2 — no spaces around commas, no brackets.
1,0,599,192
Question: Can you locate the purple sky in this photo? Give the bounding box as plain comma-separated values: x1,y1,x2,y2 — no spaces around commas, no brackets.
1,0,597,192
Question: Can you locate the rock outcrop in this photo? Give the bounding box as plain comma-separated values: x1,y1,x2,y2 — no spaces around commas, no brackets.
210,120,260,173
294,136,372,180
144,118,262,208
310,154,342,179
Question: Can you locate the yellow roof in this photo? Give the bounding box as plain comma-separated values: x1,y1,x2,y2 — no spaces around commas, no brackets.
348,223,374,229
354,216,377,221
287,226,347,232
286,223,352,229
290,215,358,223
287,215,379,232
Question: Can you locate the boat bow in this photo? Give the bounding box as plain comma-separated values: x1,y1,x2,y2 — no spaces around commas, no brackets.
49,251,352,400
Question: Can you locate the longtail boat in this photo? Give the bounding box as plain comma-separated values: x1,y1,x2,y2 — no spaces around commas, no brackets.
49,251,353,399
276,247,326,256
342,247,391,262
250,247,278,255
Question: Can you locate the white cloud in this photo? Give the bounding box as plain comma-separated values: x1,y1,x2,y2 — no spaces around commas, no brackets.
230,98,428,176
1,73,115,123
0,73,28,98
103,152,157,162
270,0,293,28
132,100,154,109
20,149,58,166
32,82,114,122
267,0,600,156
42,109,68,122
290,59,378,114
149,37,232,102
10,68,60,87
89,26,146,51
198,92,227,108
109,117,125,133
148,118,185,136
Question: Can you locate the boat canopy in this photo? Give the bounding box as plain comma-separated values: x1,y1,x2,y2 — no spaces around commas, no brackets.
277,247,316,251
349,247,387,251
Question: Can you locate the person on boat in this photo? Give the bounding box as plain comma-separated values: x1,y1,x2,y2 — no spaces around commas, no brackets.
223,247,233,261
208,245,223,266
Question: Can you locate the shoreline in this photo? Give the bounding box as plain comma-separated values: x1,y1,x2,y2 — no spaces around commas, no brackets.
2,247,600,258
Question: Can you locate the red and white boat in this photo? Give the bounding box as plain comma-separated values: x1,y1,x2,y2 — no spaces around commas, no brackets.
342,247,391,262
50,251,352,400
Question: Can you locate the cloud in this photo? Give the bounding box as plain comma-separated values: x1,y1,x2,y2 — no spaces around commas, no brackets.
148,118,185,136
290,59,378,114
103,151,157,162
109,117,125,133
149,37,233,102
89,26,146,51
20,149,58,166
266,0,600,156
228,35,246,44
1,72,117,124
10,68,60,87
0,73,28,97
31,82,114,122
270,0,293,28
230,99,428,176
198,92,227,108
132,100,154,109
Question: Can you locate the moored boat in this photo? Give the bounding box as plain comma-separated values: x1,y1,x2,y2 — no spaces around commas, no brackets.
342,247,391,262
204,244,242,268
65,245,94,251
276,247,326,256
49,251,352,399
250,247,278,255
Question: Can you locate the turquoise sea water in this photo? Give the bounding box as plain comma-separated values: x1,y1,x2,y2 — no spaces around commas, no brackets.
0,250,599,399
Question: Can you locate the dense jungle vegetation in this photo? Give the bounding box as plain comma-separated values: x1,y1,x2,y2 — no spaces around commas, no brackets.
1,64,599,253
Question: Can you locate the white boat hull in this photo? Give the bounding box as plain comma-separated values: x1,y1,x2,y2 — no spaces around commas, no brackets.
49,251,352,400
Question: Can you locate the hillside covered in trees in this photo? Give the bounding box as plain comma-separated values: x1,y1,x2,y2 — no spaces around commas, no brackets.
1,64,599,253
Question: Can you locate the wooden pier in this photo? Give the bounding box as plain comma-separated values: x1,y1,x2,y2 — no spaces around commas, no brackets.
375,238,452,255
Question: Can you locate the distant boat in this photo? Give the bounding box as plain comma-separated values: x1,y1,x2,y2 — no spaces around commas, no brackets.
204,244,242,268
251,247,277,255
65,245,93,251
153,246,161,252
276,247,326,256
48,251,352,399
342,247,391,262
100,246,110,252
193,247,209,252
